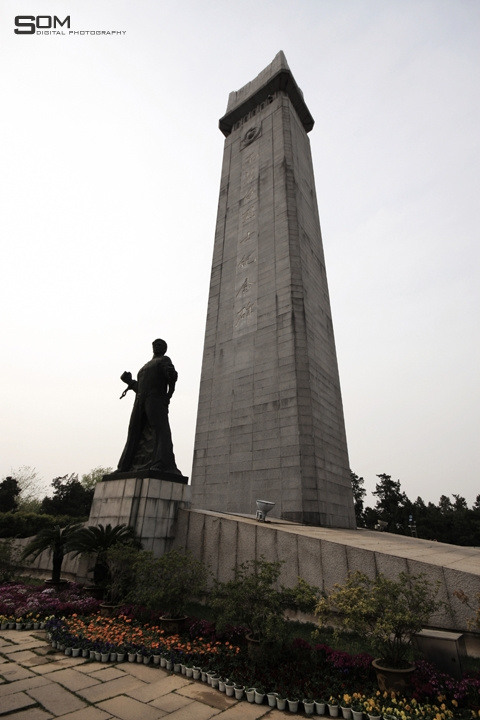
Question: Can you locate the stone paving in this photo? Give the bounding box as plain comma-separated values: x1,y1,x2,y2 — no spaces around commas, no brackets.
0,629,283,719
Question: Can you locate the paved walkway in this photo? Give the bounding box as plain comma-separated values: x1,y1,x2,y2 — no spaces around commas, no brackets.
0,629,281,720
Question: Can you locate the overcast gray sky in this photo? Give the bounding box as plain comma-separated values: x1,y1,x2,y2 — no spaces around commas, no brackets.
1,0,479,508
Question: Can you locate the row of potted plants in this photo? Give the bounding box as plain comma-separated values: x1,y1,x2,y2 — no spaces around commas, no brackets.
38,612,478,719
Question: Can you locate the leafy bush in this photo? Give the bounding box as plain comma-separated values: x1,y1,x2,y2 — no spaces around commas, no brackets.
211,557,319,644
104,544,143,603
128,549,208,618
315,571,444,668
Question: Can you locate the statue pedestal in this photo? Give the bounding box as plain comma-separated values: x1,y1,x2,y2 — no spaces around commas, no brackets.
87,475,191,559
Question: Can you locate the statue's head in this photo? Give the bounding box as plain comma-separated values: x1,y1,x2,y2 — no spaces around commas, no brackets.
152,338,167,356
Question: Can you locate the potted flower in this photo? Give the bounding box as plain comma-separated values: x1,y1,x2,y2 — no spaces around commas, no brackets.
350,693,365,720
303,696,315,715
340,693,352,719
315,571,444,691
363,694,383,720
327,695,340,717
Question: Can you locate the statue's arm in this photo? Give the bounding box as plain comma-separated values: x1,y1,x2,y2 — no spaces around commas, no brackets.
119,371,138,399
162,356,178,399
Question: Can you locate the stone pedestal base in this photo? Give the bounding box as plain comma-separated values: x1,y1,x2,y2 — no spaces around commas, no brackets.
86,476,191,563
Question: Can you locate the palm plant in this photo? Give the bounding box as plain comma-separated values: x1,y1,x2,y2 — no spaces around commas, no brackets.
68,523,140,591
21,522,83,583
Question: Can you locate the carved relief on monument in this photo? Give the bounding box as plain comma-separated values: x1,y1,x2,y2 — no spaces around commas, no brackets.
234,146,259,335
241,125,261,148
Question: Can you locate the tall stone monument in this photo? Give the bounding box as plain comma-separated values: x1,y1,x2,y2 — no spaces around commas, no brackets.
191,52,356,528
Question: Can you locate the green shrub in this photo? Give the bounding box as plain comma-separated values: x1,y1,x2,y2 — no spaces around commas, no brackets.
0,538,21,582
0,512,85,539
315,571,444,668
211,557,319,644
128,549,208,618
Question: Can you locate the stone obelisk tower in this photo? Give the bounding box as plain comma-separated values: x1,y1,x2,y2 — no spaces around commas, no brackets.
191,52,356,528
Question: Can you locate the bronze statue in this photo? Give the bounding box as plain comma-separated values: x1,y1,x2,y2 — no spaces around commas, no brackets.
115,339,182,476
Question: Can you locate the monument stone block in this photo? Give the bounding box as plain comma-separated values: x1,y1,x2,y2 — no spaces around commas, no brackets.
191,52,355,527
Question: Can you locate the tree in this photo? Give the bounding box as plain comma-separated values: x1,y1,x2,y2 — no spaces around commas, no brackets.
41,474,94,517
80,466,112,491
372,474,411,534
0,477,20,512
2,466,44,508
350,471,366,527
21,522,83,583
69,523,140,588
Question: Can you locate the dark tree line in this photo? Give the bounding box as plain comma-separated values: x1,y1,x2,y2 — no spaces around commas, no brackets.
352,472,480,546
0,474,94,518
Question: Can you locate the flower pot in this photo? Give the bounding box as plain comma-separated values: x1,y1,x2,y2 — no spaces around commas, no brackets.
218,679,226,692
71,648,81,657
160,656,167,668
44,579,68,589
327,704,339,718
234,685,244,700
153,655,160,665
82,649,89,658
89,650,95,660
367,715,381,720
352,711,363,720
128,653,136,662
15,623,23,630
110,652,117,662
267,692,279,707
117,653,125,663
254,689,265,704
100,603,119,618
101,653,109,663
245,688,256,703
143,656,151,665
210,676,219,689
193,667,201,680
341,708,352,719
225,683,235,697
159,615,187,635
304,700,315,715
276,697,287,711
314,701,326,715
1,623,8,630
83,585,105,600
185,666,193,678
64,647,72,656
173,662,182,673
287,699,299,712
372,658,415,693
136,653,143,663
95,652,101,662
